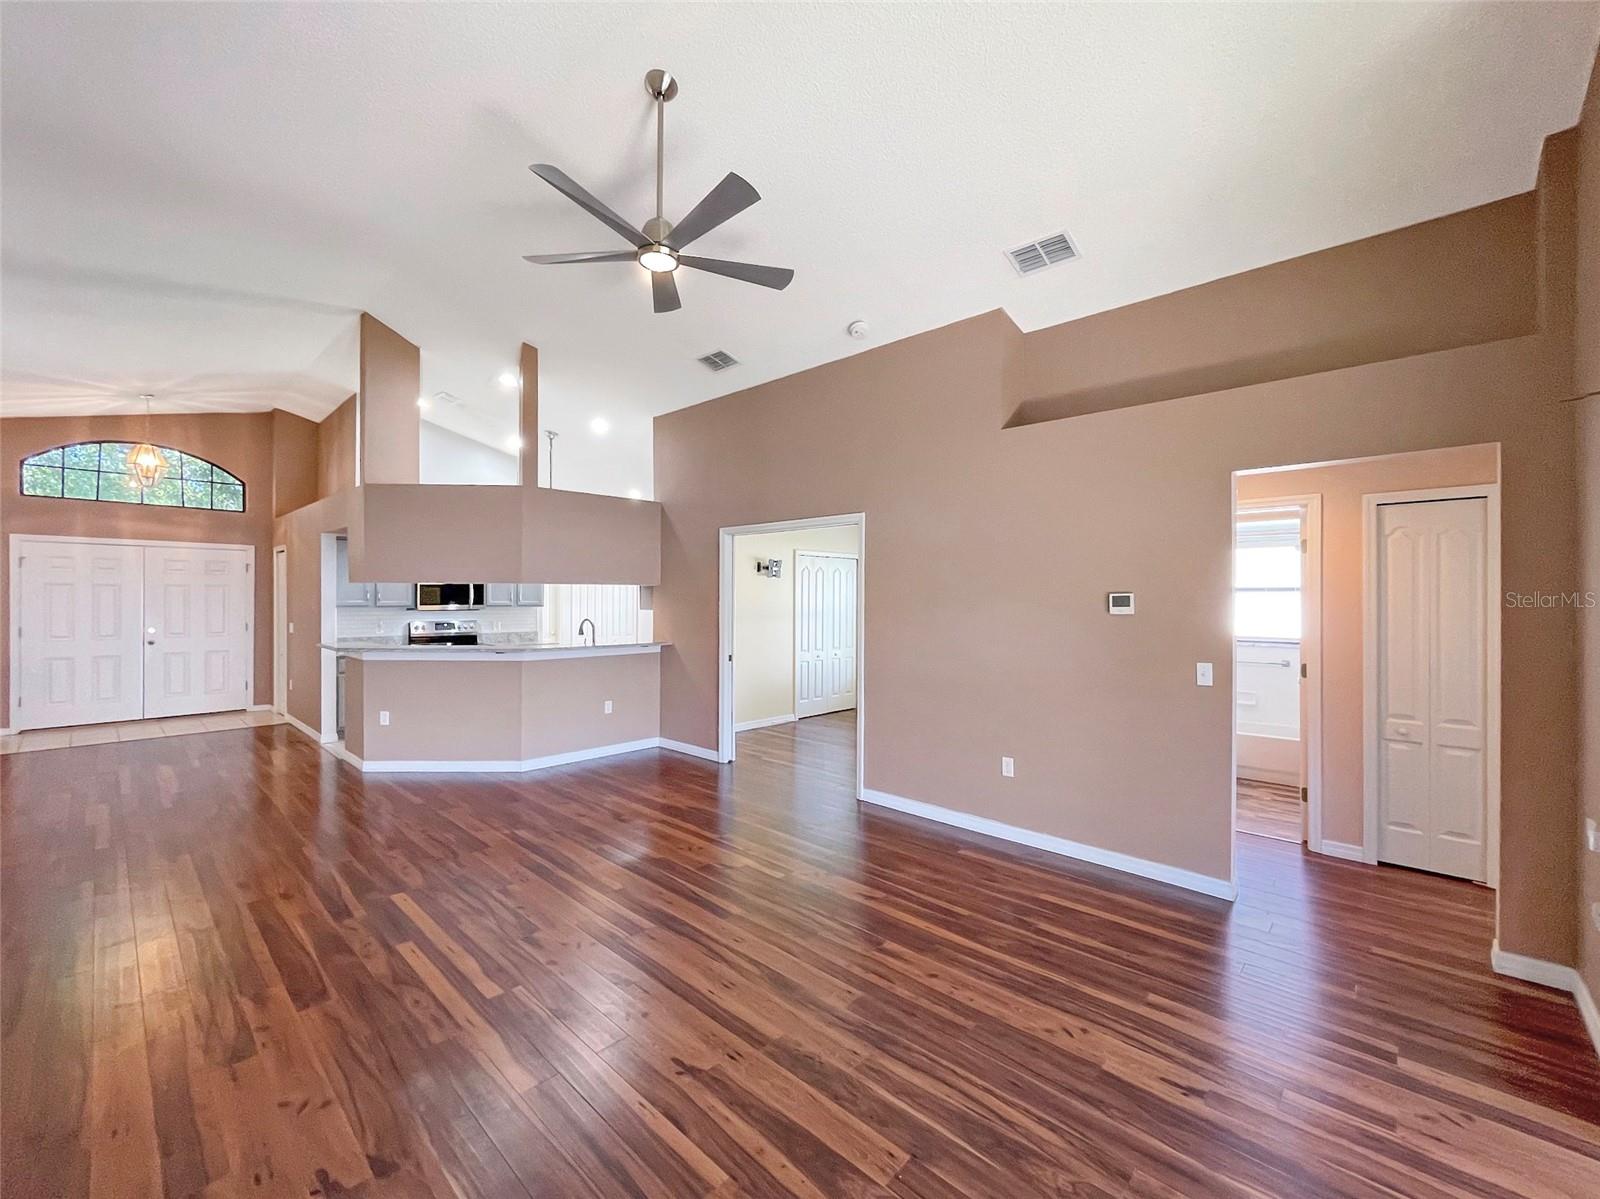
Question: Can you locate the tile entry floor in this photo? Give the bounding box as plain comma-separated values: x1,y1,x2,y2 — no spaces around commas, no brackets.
0,708,284,754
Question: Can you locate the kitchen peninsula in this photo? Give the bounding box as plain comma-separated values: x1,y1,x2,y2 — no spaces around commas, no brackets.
328,634,668,771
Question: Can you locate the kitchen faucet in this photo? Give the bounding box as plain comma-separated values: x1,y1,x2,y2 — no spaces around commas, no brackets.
577,618,596,646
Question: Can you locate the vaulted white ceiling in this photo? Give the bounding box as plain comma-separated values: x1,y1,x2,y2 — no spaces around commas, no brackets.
4,2,1597,496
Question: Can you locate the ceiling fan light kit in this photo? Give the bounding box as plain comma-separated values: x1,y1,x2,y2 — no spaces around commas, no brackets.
523,69,793,313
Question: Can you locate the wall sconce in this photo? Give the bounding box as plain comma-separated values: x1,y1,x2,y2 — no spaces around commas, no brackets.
755,558,782,578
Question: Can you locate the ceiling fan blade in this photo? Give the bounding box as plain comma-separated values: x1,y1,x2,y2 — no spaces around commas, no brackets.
522,251,637,264
652,271,682,313
678,255,794,290
529,164,648,248
668,173,760,250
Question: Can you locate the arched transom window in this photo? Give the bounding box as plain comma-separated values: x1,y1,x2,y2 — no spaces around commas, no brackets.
19,442,245,511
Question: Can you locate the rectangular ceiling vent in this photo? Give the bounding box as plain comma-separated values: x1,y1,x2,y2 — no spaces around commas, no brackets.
1007,231,1079,277
698,350,738,372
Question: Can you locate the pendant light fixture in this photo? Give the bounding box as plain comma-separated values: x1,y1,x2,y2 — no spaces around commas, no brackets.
128,394,168,490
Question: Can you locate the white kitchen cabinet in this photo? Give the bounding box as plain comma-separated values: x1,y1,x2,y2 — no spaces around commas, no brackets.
516,584,545,607
485,584,517,606
374,582,412,608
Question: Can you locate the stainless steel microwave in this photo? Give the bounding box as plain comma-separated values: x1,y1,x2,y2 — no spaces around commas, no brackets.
413,583,485,611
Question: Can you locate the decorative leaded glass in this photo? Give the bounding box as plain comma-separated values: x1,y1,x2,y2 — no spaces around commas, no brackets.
18,441,246,511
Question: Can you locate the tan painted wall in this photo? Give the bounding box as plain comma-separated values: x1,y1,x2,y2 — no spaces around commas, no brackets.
1,412,279,715
1236,444,1500,849
358,313,421,485
271,410,319,518
317,397,356,498
654,129,1580,961
1016,194,1540,425
1573,49,1600,1012
733,525,861,726
345,652,660,762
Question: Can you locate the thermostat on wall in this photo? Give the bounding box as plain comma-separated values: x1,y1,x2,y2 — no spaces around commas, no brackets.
1107,592,1135,615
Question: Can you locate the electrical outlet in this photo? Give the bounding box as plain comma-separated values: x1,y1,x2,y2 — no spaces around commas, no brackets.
1587,818,1598,853
1001,756,1015,778
289,679,294,691
604,700,613,715
288,621,295,634
1196,662,1214,687
379,710,390,726
1592,902,1600,935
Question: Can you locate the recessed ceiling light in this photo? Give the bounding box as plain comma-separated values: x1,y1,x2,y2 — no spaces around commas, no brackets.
416,395,430,410
498,371,519,389
589,416,610,436
627,488,643,500
505,435,523,451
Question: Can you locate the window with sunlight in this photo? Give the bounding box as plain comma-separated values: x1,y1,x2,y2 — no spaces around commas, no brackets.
19,442,244,511
1235,517,1301,640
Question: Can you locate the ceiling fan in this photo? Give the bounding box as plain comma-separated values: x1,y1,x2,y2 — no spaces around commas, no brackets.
523,69,793,314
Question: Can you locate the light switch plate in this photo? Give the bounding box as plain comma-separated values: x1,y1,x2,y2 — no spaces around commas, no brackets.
604,700,614,715
1196,662,1214,687
1587,818,1598,853
1001,756,1015,778
379,710,390,726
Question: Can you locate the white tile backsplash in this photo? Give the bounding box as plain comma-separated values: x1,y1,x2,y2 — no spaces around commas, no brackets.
337,601,546,640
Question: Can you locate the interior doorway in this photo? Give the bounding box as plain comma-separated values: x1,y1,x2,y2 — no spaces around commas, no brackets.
717,514,865,794
273,545,288,714
1232,444,1500,883
1232,498,1322,846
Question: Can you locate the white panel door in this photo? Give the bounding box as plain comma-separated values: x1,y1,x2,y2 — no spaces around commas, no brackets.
1376,499,1487,881
795,553,857,719
142,545,253,719
13,541,144,729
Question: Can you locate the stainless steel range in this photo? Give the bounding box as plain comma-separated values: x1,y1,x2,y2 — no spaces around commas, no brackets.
406,619,480,647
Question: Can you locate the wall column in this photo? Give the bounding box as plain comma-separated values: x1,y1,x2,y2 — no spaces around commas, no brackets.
358,313,421,485
518,342,539,488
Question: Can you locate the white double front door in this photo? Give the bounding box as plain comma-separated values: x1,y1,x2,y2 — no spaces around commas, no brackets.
12,538,253,730
795,552,858,718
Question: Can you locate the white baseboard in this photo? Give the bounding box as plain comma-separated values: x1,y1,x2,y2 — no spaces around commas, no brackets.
247,703,275,713
659,737,722,762
1316,840,1365,862
326,739,363,769
735,714,796,732
282,713,329,744
1491,940,1600,1058
360,736,662,774
0,727,11,737
861,788,1235,901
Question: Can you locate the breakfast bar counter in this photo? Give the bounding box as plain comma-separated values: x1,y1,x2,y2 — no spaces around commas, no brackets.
331,638,668,772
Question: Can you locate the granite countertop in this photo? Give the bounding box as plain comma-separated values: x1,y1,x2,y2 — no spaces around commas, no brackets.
322,636,669,659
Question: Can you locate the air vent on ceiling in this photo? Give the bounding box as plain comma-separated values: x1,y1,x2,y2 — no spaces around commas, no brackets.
1007,231,1078,277
698,350,738,372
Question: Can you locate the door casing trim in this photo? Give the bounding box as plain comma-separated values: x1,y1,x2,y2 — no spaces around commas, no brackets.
1361,484,1501,890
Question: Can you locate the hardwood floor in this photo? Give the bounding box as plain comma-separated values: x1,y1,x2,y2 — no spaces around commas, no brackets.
3,712,1598,1198
1236,776,1304,843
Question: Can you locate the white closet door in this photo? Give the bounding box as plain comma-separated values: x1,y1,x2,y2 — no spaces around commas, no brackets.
143,545,253,719
1376,498,1487,881
13,541,144,729
794,553,857,718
